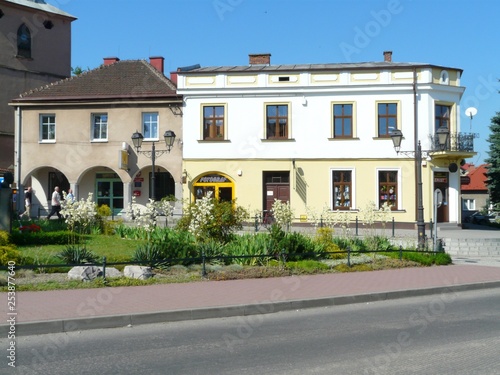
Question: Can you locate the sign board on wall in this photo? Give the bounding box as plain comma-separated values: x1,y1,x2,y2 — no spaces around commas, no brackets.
119,150,128,170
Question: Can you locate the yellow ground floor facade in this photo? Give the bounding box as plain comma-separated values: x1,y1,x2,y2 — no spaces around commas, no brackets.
182,157,462,225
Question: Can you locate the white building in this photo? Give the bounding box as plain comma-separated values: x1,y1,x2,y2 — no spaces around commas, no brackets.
176,51,475,228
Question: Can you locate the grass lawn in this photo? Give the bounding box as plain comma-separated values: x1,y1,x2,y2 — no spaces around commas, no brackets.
17,234,143,265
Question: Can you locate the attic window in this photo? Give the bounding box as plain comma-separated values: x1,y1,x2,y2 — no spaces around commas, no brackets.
278,76,290,82
440,70,449,85
43,20,54,29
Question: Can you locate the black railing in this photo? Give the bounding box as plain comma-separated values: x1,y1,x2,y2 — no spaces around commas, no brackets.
0,246,443,281
430,132,478,152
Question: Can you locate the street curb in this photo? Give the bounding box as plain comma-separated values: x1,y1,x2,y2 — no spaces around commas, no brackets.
3,280,500,337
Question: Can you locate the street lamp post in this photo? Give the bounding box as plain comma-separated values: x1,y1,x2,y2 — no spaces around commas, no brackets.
390,128,449,249
131,130,176,201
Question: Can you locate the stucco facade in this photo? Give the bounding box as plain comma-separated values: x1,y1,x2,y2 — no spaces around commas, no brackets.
177,52,476,227
11,58,183,216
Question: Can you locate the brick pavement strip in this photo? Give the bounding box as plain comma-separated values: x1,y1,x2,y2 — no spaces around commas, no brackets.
1,265,500,334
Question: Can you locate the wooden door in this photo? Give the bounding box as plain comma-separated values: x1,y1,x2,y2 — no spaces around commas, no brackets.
434,172,449,223
265,183,290,211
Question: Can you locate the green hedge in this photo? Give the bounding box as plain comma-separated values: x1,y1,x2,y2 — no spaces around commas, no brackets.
10,230,78,246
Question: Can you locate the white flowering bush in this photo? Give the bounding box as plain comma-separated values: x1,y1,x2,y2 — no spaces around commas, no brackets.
60,192,98,232
187,193,214,241
271,199,294,231
176,191,248,243
60,192,99,248
127,196,174,233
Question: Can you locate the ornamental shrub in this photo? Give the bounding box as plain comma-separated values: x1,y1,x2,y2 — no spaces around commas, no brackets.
314,227,344,259
0,230,10,246
0,245,23,266
271,199,294,231
57,246,99,264
177,194,248,243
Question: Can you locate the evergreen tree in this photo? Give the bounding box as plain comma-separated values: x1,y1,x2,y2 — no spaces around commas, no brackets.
485,112,500,208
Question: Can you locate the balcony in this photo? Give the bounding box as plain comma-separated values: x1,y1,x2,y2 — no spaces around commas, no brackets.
430,132,478,155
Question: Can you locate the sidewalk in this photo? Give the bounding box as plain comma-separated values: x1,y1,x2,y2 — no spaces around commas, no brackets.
2,263,500,336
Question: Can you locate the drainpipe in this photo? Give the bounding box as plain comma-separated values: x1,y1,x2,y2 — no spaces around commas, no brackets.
413,68,419,223
14,106,23,212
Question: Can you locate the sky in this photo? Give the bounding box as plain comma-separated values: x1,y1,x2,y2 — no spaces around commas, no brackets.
47,0,499,165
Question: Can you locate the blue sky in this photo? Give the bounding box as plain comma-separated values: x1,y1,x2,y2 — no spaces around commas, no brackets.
48,0,499,165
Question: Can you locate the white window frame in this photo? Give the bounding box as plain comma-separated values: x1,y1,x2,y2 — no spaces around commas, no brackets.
91,113,108,142
40,114,56,143
376,168,401,210
462,198,475,211
142,112,159,140
330,168,356,210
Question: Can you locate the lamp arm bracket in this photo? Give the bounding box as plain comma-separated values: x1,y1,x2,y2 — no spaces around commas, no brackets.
397,150,429,159
137,149,171,159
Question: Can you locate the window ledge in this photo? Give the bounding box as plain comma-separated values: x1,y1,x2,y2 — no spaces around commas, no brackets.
198,139,231,143
39,140,56,144
16,55,33,61
329,209,359,212
372,137,393,140
261,138,296,142
91,139,108,143
328,137,360,141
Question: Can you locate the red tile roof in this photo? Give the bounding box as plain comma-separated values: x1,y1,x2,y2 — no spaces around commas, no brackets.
11,60,179,103
461,163,489,191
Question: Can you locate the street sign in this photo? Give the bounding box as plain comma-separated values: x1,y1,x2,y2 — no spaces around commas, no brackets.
434,189,443,208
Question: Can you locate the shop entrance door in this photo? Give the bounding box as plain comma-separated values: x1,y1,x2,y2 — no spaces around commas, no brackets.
96,177,123,215
434,172,449,223
193,173,234,202
263,172,290,212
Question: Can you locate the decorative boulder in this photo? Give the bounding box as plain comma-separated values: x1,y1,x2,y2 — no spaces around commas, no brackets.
124,266,153,280
68,266,102,282
98,267,122,278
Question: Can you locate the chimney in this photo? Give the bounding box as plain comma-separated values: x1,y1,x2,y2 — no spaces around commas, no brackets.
170,68,180,85
149,56,164,73
103,57,120,66
383,51,392,62
249,53,271,65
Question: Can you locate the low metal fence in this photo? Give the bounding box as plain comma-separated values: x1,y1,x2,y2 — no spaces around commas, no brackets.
0,246,443,280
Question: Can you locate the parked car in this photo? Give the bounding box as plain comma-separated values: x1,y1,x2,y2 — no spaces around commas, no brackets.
463,212,494,225
488,212,500,224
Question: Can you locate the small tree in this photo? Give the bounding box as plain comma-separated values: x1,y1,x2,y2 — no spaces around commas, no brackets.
485,112,500,208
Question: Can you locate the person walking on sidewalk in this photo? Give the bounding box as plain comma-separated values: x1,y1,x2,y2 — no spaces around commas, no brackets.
47,186,62,219
21,186,32,219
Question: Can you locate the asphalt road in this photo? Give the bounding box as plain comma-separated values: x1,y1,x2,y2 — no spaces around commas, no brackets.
3,288,500,375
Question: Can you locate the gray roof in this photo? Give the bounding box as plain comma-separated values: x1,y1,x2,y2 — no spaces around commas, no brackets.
181,61,463,74
4,0,76,19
